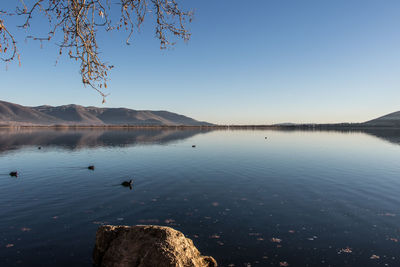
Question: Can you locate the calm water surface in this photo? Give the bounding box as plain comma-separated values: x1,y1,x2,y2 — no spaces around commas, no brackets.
1,128,400,267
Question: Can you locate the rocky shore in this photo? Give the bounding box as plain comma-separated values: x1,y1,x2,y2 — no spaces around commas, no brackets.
93,225,217,267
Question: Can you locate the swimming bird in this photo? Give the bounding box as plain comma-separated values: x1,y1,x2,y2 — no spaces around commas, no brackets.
88,165,95,170
192,145,196,148
9,171,18,177
121,180,133,187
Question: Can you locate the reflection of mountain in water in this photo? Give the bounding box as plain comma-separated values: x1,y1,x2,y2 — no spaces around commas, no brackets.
360,129,400,145
1,127,399,154
271,128,400,146
0,128,213,153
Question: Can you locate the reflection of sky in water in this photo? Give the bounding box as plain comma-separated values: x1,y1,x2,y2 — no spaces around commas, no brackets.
0,129,400,266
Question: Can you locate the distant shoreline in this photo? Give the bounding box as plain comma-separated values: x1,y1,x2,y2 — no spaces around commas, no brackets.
2,100,400,129
1,124,400,130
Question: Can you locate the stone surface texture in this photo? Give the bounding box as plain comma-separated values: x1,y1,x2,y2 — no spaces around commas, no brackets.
93,225,217,267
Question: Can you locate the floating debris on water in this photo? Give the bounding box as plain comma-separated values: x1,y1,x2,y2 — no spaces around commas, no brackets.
338,247,352,254
279,261,289,266
5,244,14,248
92,221,108,225
164,219,175,224
370,255,380,260
379,212,396,217
271,237,282,243
21,227,31,232
248,233,262,236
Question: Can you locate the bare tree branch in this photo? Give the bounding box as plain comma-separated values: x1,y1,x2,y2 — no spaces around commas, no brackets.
0,11,20,64
0,0,193,103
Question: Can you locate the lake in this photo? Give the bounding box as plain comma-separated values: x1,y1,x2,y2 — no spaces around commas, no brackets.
1,128,400,267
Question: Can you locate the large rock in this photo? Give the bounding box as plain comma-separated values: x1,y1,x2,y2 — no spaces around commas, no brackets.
93,225,217,267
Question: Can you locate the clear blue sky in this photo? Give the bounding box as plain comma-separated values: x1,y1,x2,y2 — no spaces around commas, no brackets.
1,0,400,124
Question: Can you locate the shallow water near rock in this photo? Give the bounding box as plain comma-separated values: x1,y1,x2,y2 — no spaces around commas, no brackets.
1,128,400,266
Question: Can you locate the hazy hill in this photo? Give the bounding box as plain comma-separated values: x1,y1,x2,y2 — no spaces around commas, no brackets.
363,111,400,127
0,100,213,126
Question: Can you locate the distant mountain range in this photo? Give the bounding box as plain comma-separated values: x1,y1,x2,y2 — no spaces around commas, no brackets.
0,100,213,126
1,100,400,127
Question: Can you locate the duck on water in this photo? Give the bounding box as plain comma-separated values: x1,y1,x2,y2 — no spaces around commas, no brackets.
121,180,133,190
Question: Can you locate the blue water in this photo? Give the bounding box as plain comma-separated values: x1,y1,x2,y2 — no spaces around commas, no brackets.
0,128,400,266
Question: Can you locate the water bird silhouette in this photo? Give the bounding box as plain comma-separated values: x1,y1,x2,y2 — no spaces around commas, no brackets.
88,165,95,170
121,180,133,190
9,171,18,177
192,145,196,148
